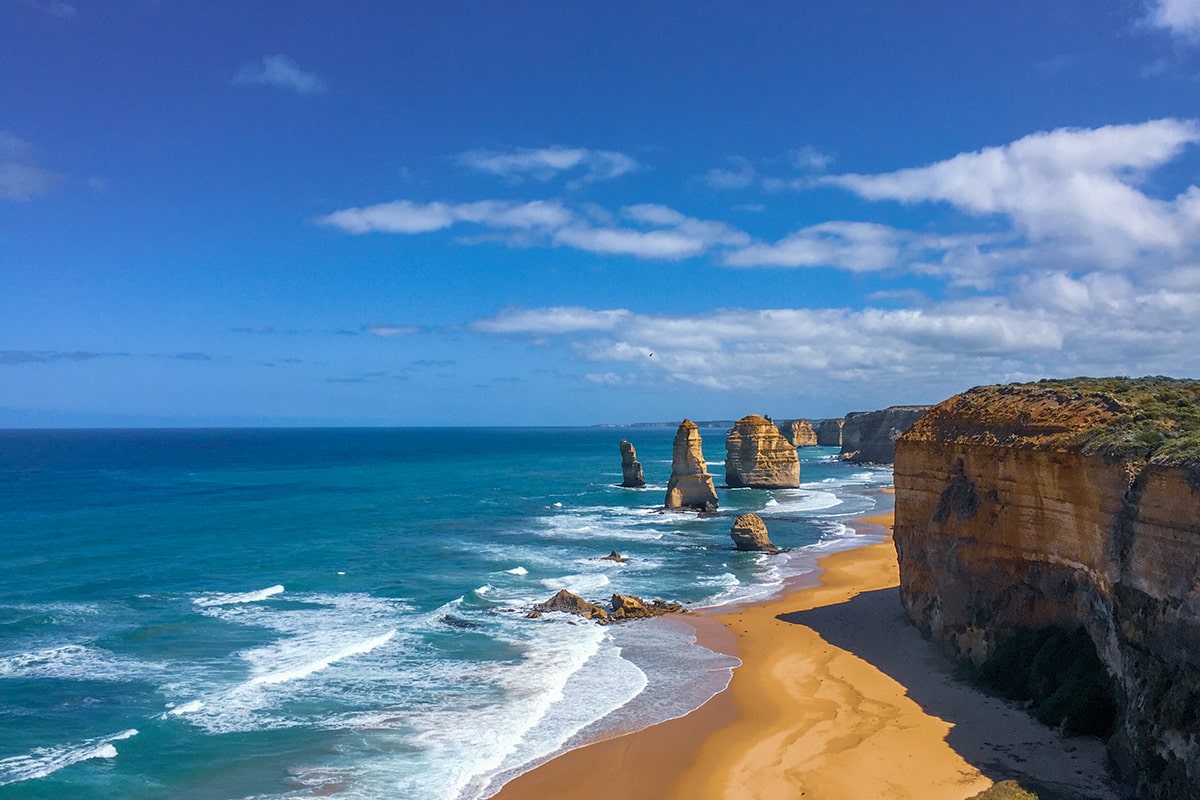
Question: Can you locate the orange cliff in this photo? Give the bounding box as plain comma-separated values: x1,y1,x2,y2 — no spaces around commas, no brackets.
893,377,1200,799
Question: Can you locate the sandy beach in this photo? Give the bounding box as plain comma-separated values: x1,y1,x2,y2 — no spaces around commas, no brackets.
493,511,1119,800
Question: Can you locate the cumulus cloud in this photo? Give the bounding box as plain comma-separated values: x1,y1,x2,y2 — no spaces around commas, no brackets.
789,145,834,172
703,156,758,190
824,119,1200,263
234,55,326,95
1146,0,1200,39
0,132,63,201
457,146,638,184
469,273,1200,401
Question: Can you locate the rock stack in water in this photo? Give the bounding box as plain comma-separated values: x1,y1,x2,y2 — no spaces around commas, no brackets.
724,414,801,489
730,513,779,553
618,440,645,487
780,419,818,447
816,418,844,447
664,419,719,511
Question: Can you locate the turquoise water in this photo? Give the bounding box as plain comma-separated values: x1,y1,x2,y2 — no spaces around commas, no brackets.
0,427,892,799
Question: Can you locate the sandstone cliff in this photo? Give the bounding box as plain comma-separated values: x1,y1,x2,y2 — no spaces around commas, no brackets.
777,419,818,447
842,405,929,463
816,418,844,447
725,414,801,489
894,377,1200,799
665,419,719,511
619,439,645,487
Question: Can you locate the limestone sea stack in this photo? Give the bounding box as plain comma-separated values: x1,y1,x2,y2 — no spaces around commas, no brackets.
816,418,844,447
894,377,1200,798
724,414,800,488
664,419,719,511
841,405,929,463
619,439,645,487
730,512,778,553
778,419,818,447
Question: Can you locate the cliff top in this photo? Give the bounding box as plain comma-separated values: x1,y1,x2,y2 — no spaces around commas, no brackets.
903,376,1200,465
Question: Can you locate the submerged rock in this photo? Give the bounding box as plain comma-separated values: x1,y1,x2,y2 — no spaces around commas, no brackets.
619,439,646,487
725,414,801,489
610,593,685,621
730,512,779,553
528,589,609,624
664,419,719,511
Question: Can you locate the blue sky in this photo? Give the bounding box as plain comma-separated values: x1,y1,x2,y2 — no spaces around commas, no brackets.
3,1,1200,426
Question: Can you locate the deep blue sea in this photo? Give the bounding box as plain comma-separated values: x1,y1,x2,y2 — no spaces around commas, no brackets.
0,427,892,799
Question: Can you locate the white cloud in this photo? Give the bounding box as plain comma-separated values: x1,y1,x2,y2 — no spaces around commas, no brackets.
824,119,1200,262
1146,0,1200,39
316,199,571,234
789,145,834,172
457,146,638,183
234,55,326,95
364,323,425,337
472,307,630,335
468,281,1200,401
703,156,757,189
0,132,63,202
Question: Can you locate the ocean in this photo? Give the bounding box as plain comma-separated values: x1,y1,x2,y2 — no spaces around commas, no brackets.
0,426,893,799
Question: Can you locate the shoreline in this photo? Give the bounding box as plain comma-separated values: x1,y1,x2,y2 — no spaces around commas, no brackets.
491,509,1119,800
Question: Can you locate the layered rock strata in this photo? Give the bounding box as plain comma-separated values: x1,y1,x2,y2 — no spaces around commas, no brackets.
816,418,844,447
724,414,801,488
778,419,818,447
665,419,719,511
893,378,1200,799
619,439,645,487
842,405,929,463
610,594,684,620
730,512,778,553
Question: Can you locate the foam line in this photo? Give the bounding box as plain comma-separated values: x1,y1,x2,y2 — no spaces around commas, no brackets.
0,729,138,786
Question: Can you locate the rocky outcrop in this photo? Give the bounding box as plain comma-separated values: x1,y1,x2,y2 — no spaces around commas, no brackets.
610,594,684,620
730,513,779,553
816,418,844,447
894,377,1200,799
528,589,610,623
619,439,645,487
842,405,929,463
665,419,719,511
528,589,684,624
778,419,818,447
724,414,801,489
600,550,627,563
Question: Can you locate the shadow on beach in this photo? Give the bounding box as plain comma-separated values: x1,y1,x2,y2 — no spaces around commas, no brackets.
778,587,1123,800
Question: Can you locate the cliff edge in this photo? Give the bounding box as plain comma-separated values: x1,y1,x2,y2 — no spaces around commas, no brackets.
894,377,1200,799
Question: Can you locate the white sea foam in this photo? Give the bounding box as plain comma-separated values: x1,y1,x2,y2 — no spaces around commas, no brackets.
248,630,396,687
0,643,159,682
537,573,611,596
193,584,285,607
504,566,528,576
0,729,137,786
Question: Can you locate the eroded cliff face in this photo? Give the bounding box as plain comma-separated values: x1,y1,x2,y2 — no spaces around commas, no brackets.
725,414,800,489
665,419,719,511
894,378,1200,798
816,418,844,447
842,405,929,463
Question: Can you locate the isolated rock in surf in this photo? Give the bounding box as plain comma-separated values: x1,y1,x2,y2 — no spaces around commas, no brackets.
664,419,719,511
730,512,779,553
619,439,646,488
725,414,801,489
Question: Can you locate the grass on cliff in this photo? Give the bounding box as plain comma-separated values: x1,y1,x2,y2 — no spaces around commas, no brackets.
974,626,1117,738
1031,377,1200,465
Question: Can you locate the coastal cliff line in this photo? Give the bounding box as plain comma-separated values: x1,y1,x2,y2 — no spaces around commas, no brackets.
893,377,1200,799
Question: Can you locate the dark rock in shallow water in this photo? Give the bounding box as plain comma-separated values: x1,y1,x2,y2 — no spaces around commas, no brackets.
730,512,779,553
619,440,646,488
440,614,480,629
528,589,609,624
600,550,627,562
